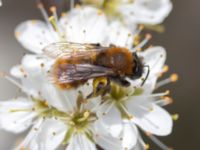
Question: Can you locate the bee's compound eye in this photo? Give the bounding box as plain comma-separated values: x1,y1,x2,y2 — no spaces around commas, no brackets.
131,54,143,79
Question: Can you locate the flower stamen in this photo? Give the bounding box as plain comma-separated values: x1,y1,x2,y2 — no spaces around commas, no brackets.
156,73,179,89
145,132,173,150
132,33,152,51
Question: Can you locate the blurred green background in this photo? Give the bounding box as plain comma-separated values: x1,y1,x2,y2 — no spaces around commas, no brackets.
0,0,199,149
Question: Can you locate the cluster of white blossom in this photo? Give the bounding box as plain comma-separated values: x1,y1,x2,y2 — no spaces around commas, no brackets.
0,0,178,150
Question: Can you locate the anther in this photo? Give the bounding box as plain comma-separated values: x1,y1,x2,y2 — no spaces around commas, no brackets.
171,114,179,121
40,63,45,68
170,73,179,82
98,10,104,16
83,111,90,118
15,32,21,38
145,144,150,150
50,6,56,13
145,33,152,40
163,65,169,73
164,96,173,104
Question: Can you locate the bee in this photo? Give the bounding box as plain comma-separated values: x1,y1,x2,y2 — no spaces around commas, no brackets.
43,42,149,90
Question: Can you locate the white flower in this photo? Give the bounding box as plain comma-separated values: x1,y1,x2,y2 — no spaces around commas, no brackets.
0,2,176,150
8,46,141,150
15,6,134,54
0,4,140,149
96,46,174,149
81,0,172,26
0,71,131,150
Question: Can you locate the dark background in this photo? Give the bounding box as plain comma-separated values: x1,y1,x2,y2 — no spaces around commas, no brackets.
0,0,199,149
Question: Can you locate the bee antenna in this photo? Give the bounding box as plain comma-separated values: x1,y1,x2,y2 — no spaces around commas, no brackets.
141,65,150,86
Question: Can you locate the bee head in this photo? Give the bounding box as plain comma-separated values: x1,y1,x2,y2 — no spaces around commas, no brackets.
131,53,144,79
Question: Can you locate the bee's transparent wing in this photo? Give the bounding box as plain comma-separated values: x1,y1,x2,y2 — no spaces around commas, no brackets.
43,42,106,58
50,64,114,84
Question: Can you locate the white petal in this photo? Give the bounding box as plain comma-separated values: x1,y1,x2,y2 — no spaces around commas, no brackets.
40,82,77,112
15,118,44,150
10,55,52,97
67,134,96,150
121,122,138,149
15,20,57,54
96,134,123,150
0,97,37,133
126,95,153,119
97,103,122,135
140,46,166,78
120,0,172,25
11,55,73,111
10,65,24,78
60,6,107,44
104,21,133,48
29,119,67,150
132,104,173,136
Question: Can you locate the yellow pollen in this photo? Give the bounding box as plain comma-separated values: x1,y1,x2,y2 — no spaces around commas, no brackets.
20,147,25,150
37,2,43,9
145,144,150,150
165,90,170,95
31,20,37,24
133,35,140,46
145,132,152,136
139,24,144,30
61,12,67,17
98,10,104,15
170,73,179,82
19,66,25,73
83,111,90,118
145,33,152,40
136,48,142,52
0,72,6,77
171,114,179,121
50,6,56,13
164,96,174,104
149,107,154,112
75,4,81,8
48,16,58,31
128,115,134,120
15,32,21,38
163,65,169,73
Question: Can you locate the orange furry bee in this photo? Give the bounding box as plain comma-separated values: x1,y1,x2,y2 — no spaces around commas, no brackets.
43,42,149,89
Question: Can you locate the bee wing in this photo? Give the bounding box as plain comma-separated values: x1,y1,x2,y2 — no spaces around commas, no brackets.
43,42,106,58
51,64,114,84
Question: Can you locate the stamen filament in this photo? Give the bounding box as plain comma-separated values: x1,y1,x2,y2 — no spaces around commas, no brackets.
135,91,170,98
155,97,173,107
37,2,52,29
156,74,179,89
102,102,115,116
146,133,172,150
132,34,152,51
0,72,27,93
70,0,75,10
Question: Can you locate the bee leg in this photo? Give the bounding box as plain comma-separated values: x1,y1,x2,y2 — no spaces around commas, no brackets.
96,81,111,96
110,77,131,87
86,78,111,99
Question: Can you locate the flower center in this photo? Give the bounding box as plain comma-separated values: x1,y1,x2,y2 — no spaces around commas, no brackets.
62,110,97,145
105,83,144,119
68,110,97,132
